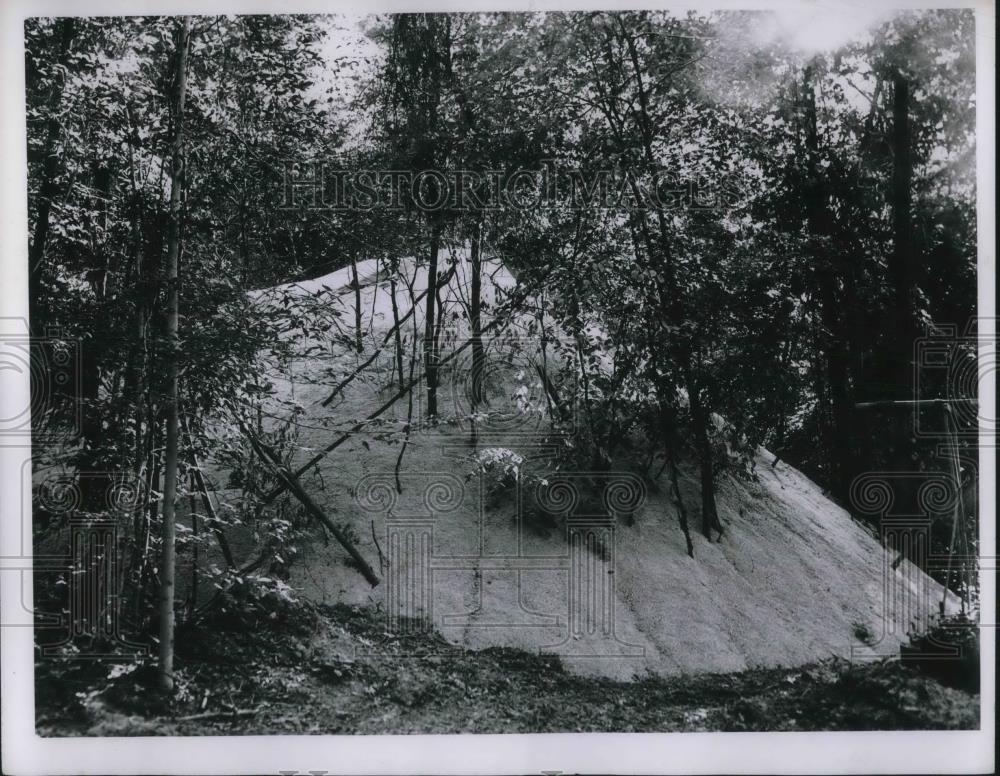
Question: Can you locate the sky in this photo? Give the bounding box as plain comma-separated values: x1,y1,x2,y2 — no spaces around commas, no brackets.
756,2,892,53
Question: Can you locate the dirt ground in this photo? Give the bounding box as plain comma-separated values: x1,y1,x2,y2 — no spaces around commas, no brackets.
35,602,980,736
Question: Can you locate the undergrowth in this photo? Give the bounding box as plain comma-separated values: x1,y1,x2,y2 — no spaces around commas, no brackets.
35,602,980,736
902,614,980,693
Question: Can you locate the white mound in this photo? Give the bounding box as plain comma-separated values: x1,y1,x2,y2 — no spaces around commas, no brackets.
240,250,955,679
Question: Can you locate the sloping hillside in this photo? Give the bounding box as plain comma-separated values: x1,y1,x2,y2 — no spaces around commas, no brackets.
236,254,955,680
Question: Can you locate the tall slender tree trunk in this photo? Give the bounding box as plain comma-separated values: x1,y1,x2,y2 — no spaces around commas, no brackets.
469,223,483,444
890,70,914,401
391,14,450,420
79,162,115,509
469,224,484,403
77,165,107,504
688,378,722,540
424,223,441,419
882,70,918,522
158,17,191,694
660,403,694,557
351,253,363,353
136,422,161,623
187,471,199,619
803,62,853,503
239,196,250,288
389,259,405,389
125,106,148,478
434,249,448,362
395,292,421,492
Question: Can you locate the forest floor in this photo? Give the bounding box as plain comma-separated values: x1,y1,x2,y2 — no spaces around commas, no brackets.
35,601,980,736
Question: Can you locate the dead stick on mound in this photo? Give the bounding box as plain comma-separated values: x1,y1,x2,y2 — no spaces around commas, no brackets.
236,417,380,587
262,291,527,506
181,417,236,568
264,376,426,504
320,265,456,408
371,519,388,572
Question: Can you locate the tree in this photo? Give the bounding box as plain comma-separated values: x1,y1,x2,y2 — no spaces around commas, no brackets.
26,18,77,336
158,16,191,693
378,13,454,419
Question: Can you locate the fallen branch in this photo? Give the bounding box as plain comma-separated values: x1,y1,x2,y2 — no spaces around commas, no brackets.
262,292,524,505
262,257,558,505
237,417,380,587
182,417,236,568
371,519,388,573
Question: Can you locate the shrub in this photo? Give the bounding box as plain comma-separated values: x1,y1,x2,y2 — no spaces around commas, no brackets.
468,447,525,507
901,614,979,693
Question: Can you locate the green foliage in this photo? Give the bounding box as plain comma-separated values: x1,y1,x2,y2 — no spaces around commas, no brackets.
210,568,302,628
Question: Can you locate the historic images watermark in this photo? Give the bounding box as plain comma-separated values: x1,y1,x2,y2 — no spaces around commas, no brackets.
1,317,145,657
12,464,149,660
354,469,647,661
280,160,743,213
913,319,997,440
847,318,993,661
351,331,643,660
0,317,81,447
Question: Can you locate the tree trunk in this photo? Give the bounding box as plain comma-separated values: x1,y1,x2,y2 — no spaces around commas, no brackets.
125,105,148,478
469,224,483,444
887,70,916,483
688,380,722,541
136,421,161,624
187,472,199,619
424,224,441,419
470,225,484,402
803,62,853,503
79,160,116,510
351,253,363,353
158,17,191,694
668,458,695,558
661,403,694,558
77,337,104,511
395,306,420,492
890,70,914,401
389,260,405,389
